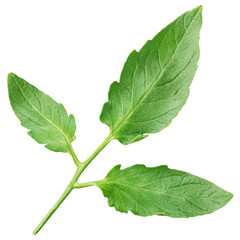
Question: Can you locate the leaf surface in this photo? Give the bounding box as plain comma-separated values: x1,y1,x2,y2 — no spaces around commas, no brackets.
96,164,232,217
100,6,202,144
8,73,76,153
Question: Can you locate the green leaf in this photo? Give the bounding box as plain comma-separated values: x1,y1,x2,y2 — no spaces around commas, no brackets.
8,73,76,153
96,164,233,217
100,6,202,144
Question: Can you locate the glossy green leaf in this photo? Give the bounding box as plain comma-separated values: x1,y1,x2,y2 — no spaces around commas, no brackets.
96,164,232,217
100,6,202,144
8,73,76,153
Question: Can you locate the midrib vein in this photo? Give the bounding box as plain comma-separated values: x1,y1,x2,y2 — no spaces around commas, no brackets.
111,10,199,139
97,179,218,200
98,180,165,194
13,77,72,151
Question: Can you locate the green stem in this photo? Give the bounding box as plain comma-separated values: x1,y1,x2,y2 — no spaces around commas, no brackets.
33,169,77,235
33,134,113,235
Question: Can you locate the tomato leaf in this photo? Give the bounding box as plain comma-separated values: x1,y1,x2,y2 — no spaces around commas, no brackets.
100,6,202,144
96,164,233,217
8,73,76,153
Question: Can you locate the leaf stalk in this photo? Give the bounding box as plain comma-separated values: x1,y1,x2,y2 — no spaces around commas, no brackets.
73,181,96,188
69,143,81,167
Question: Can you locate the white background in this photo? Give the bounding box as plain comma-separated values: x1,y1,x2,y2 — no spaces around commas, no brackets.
0,0,239,239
